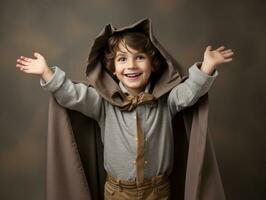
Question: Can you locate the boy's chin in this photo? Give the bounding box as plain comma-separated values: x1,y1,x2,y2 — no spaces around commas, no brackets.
123,83,147,94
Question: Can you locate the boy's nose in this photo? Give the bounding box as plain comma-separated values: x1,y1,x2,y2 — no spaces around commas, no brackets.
127,59,137,69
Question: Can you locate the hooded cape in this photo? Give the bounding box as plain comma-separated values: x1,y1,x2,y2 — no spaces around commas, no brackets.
46,18,226,200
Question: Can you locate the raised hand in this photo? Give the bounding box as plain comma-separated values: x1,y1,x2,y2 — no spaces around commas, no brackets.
16,52,54,81
201,46,234,75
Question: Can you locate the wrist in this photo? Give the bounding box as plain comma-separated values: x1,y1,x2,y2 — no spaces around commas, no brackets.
41,67,54,82
200,62,216,75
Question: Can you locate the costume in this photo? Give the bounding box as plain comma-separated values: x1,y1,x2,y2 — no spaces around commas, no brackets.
45,18,226,200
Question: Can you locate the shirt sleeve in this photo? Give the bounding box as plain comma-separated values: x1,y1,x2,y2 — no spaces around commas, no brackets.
167,62,218,117
40,66,105,122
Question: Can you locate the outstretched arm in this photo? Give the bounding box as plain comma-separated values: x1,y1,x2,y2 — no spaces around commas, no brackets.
168,45,234,116
16,53,105,122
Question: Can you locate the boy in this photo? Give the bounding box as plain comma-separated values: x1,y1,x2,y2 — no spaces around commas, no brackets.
16,19,233,200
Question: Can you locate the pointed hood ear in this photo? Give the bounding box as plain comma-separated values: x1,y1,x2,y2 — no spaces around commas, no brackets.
85,18,187,106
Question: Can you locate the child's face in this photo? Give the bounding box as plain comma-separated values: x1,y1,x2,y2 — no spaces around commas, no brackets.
114,42,153,95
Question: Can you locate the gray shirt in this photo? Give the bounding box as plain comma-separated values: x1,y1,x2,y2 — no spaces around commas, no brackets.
40,62,218,181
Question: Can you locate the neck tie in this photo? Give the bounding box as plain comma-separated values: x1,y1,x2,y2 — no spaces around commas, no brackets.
119,92,155,186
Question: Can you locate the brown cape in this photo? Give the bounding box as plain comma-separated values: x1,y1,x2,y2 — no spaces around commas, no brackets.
46,18,226,200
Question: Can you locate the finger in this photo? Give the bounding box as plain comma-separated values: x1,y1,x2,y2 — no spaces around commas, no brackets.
223,52,234,58
17,59,30,66
20,56,33,62
224,58,233,63
16,64,29,71
16,63,26,69
34,52,43,59
16,63,22,68
221,49,233,54
206,46,212,51
16,63,27,69
216,46,225,52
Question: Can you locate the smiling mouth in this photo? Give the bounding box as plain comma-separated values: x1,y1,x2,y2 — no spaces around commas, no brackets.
124,73,142,78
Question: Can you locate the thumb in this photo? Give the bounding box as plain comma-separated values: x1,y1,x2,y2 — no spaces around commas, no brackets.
206,46,212,51
34,52,43,59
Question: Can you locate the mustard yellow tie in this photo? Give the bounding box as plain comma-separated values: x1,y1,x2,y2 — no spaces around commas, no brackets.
120,92,155,186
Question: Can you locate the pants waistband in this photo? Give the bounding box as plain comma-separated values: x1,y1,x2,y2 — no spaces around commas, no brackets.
106,173,169,189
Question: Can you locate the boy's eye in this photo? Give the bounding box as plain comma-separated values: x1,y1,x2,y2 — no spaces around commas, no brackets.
136,55,145,60
117,57,126,62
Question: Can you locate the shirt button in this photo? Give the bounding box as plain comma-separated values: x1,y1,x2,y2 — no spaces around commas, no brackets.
133,115,136,119
144,160,148,164
133,160,136,165
135,137,138,141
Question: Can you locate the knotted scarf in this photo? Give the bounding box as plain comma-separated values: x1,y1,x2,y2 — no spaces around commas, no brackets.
120,92,155,112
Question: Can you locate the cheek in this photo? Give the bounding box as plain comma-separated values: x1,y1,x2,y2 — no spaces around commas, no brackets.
114,63,122,74
114,68,125,79
144,63,153,74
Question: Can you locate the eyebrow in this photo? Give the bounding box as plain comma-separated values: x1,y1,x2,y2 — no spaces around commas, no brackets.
116,52,145,57
116,52,127,57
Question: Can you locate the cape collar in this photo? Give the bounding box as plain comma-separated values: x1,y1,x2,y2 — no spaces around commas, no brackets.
86,18,187,106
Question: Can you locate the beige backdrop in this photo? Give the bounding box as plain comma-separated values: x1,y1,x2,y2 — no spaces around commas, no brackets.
1,0,265,199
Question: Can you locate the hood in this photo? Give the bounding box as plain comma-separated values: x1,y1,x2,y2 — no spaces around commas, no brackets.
85,18,187,106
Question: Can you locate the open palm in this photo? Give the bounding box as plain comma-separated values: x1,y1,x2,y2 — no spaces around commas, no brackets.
16,52,48,75
204,46,234,67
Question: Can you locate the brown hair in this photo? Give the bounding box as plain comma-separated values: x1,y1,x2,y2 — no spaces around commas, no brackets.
103,31,165,74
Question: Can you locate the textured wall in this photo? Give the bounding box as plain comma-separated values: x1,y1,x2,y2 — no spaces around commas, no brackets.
1,0,265,199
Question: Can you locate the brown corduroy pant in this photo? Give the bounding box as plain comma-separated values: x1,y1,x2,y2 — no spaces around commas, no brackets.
104,173,171,200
